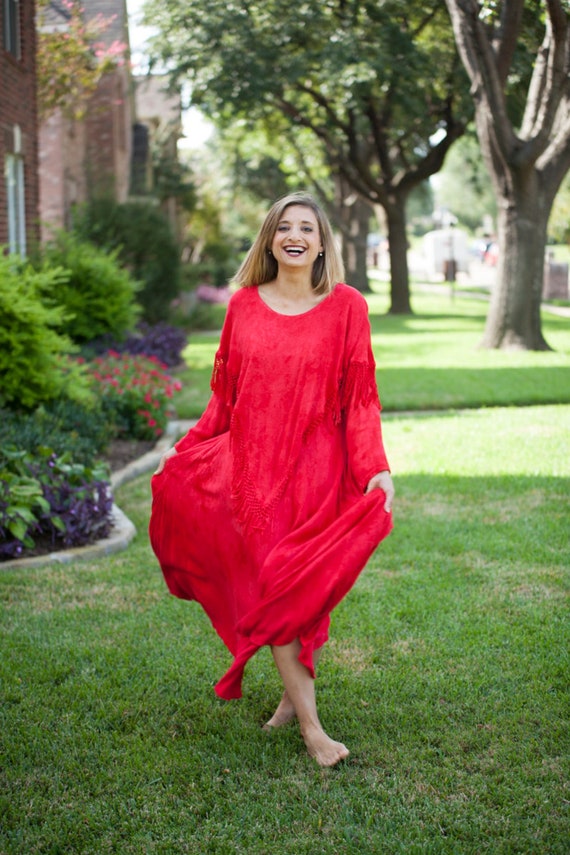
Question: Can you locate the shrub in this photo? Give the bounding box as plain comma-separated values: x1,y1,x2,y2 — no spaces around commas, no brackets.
40,233,140,343
0,447,113,561
0,399,110,466
85,352,182,441
81,321,187,367
0,251,93,410
184,301,228,331
74,199,180,322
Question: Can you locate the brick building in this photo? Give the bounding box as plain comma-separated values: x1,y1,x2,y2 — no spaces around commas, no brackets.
0,0,40,254
132,74,183,236
38,0,133,240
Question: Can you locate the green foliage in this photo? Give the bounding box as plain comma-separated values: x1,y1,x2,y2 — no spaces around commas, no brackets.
73,199,181,322
146,0,473,312
0,451,50,547
173,300,228,336
0,446,112,559
40,233,140,343
146,0,471,191
0,399,110,466
436,129,497,232
0,252,91,410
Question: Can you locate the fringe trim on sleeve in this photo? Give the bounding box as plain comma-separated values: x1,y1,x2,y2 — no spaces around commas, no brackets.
211,352,239,407
340,359,381,412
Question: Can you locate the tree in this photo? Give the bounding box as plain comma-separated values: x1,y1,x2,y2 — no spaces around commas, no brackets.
146,0,471,312
444,0,570,349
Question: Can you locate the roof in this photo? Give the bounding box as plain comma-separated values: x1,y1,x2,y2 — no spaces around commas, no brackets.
38,0,127,46
82,0,128,47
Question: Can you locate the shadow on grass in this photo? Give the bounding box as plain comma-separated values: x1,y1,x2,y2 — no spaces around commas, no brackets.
378,365,570,409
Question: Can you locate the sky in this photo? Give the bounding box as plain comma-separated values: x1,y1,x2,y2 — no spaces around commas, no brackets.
126,0,213,148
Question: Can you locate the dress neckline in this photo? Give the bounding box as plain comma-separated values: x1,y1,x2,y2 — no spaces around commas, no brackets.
254,284,337,317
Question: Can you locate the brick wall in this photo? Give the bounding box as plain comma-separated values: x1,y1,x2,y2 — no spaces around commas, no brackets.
85,66,132,202
38,63,133,239
0,0,40,250
38,112,88,243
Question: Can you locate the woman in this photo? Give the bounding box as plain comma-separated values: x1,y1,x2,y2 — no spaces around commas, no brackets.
150,192,394,767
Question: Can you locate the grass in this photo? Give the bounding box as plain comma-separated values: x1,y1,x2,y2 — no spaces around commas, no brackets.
174,289,570,419
2,288,569,852
1,403,569,853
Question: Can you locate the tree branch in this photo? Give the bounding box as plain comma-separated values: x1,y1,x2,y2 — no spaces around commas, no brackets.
518,2,569,162
445,0,518,160
494,0,524,84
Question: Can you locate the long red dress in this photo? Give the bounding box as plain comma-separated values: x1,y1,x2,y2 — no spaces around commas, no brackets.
149,283,393,699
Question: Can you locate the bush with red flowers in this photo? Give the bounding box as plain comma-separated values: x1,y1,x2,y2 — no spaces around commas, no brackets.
85,351,182,441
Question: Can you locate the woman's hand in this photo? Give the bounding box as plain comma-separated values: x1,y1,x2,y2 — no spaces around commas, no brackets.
154,446,178,475
365,470,394,513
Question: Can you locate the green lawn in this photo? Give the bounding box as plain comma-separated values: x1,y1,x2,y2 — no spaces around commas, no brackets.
174,290,570,418
1,402,569,854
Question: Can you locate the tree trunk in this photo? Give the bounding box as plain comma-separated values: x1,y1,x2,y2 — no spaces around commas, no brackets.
444,0,570,350
340,195,371,292
385,195,412,314
481,168,551,350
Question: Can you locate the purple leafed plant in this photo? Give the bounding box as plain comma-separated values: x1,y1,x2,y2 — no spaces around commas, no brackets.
0,449,114,561
86,322,187,367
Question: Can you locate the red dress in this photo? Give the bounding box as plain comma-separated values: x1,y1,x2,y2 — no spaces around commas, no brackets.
149,283,393,699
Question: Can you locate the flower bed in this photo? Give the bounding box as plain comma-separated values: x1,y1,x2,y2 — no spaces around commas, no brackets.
0,448,113,561
1,341,184,562
85,351,182,441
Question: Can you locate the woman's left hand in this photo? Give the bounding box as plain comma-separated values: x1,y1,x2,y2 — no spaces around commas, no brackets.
365,470,394,513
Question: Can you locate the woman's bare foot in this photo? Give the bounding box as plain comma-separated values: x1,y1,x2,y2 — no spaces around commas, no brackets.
262,691,296,730
301,723,350,767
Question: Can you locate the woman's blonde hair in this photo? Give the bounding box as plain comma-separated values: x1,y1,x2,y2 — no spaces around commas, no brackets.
232,192,345,295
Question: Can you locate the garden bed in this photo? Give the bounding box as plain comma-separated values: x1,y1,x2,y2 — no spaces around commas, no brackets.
105,438,157,472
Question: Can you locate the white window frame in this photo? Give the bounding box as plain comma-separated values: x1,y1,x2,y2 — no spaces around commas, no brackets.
5,153,26,256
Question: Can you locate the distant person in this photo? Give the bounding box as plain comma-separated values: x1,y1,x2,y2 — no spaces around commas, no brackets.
150,192,394,767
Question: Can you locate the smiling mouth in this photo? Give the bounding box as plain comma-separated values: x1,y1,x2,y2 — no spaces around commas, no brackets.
284,247,305,256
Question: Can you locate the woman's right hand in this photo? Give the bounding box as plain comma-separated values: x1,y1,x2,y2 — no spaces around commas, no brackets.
154,446,178,475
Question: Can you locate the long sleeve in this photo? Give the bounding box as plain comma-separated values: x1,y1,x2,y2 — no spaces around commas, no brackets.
341,295,390,491
175,297,236,453
174,391,231,453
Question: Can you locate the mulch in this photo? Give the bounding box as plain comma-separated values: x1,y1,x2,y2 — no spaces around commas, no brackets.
105,438,157,472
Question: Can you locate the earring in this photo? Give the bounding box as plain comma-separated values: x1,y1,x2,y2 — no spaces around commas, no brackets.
318,251,324,257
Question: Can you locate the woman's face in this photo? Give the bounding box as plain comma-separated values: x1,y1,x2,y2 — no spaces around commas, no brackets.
270,205,323,271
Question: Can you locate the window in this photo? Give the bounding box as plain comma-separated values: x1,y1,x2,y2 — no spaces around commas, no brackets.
3,0,21,59
5,154,26,256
